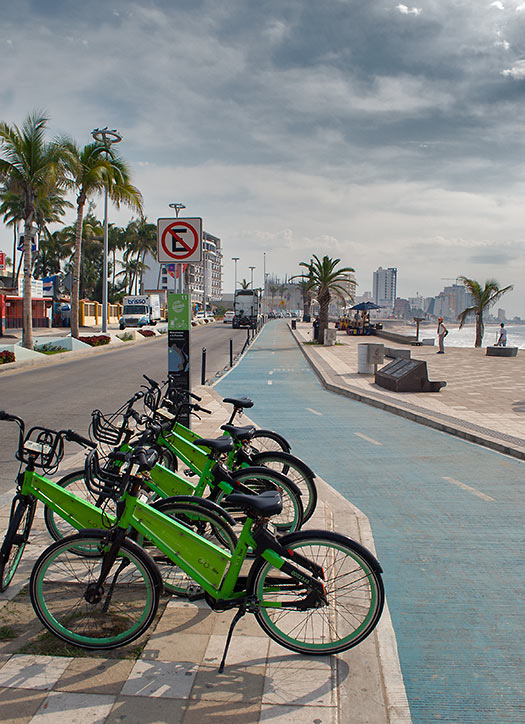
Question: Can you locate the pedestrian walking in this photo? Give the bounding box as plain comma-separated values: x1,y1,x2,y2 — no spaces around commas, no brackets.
437,317,448,354
495,322,507,347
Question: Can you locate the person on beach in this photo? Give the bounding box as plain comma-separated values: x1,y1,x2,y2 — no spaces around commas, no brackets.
496,323,507,347
437,317,448,353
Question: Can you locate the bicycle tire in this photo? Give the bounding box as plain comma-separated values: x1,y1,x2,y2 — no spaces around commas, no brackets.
250,451,317,523
212,467,304,533
145,498,237,596
247,429,291,454
0,495,36,592
30,531,162,650
248,530,384,655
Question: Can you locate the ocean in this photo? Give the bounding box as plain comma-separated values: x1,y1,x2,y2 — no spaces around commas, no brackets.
424,323,525,349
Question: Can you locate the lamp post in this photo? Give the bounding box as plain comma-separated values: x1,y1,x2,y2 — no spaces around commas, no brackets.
232,257,239,292
249,266,256,289
91,127,122,333
168,203,186,293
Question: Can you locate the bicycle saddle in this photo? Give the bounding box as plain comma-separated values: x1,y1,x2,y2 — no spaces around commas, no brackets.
220,424,256,441
223,397,254,409
224,490,282,517
196,437,234,453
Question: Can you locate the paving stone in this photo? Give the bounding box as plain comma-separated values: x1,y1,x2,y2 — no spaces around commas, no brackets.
104,695,186,724
189,663,266,703
55,659,134,695
152,600,216,636
263,662,336,707
181,700,261,724
121,659,197,698
31,691,115,724
142,632,210,664
203,634,269,668
0,686,48,723
260,703,337,723
0,654,72,690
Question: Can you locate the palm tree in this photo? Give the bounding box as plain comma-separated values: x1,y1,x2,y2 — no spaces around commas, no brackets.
122,216,156,293
238,278,250,289
62,140,143,338
298,277,313,321
268,283,279,312
0,182,24,287
457,277,513,347
0,111,66,347
293,255,355,343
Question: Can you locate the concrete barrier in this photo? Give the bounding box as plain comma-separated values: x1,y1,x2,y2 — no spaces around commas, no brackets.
486,346,518,357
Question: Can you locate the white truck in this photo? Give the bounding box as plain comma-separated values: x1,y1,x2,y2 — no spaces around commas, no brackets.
232,289,260,329
119,295,161,329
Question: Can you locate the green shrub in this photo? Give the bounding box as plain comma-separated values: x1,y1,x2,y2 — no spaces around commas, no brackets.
79,335,111,347
35,343,67,355
118,332,134,341
0,350,15,364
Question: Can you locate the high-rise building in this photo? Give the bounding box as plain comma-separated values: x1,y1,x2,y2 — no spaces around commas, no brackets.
373,267,397,311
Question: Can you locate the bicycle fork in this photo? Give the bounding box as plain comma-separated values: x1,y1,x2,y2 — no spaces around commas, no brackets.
83,528,129,611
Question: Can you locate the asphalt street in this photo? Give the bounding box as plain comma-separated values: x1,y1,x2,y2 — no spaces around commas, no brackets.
0,322,248,495
216,320,524,724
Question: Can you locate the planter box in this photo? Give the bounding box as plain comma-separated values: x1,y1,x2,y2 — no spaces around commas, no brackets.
486,346,518,357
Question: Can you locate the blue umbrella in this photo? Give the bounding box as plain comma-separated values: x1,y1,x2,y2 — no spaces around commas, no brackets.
350,301,382,311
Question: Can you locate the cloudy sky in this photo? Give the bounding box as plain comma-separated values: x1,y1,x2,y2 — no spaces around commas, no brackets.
1,0,525,315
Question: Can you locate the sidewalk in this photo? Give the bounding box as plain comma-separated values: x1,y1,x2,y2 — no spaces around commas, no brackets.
292,322,525,460
0,386,409,724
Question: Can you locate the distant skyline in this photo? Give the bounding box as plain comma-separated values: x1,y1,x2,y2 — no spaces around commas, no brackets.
1,0,524,315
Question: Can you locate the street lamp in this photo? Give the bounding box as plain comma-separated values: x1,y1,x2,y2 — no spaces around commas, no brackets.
169,202,186,218
91,127,122,333
249,266,256,289
232,257,239,292
168,203,186,292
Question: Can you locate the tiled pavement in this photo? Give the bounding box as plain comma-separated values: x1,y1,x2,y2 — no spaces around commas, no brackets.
292,322,525,460
0,387,408,724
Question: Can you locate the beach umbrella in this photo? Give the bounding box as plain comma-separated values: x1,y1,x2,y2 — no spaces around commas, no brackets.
350,301,382,311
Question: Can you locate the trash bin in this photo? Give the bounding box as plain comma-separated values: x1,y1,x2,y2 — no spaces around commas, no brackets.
291,319,297,330
313,319,319,341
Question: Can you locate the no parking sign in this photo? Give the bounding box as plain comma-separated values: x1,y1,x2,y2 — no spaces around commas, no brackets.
157,218,202,264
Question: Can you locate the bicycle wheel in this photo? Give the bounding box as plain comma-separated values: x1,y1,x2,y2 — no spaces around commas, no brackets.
0,495,36,592
158,446,178,471
247,429,291,454
43,470,115,543
30,531,161,650
213,467,304,533
250,451,318,523
145,498,237,596
249,530,384,655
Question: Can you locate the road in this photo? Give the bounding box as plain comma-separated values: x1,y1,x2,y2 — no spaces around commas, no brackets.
215,320,524,724
0,322,249,495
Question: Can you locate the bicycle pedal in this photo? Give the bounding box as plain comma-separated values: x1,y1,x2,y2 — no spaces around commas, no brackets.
185,583,205,600
183,469,196,477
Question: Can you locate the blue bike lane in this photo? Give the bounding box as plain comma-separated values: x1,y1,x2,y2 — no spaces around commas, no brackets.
216,321,524,724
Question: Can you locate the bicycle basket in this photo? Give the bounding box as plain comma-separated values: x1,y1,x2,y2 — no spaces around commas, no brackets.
90,409,128,446
84,449,125,498
18,427,65,470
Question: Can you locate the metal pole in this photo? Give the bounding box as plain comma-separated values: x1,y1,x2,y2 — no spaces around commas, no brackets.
230,338,233,367
201,347,207,385
102,186,108,333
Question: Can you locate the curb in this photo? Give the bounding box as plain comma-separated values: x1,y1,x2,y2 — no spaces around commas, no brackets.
290,326,525,461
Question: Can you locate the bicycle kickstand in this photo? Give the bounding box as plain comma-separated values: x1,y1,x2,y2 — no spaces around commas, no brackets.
218,602,247,673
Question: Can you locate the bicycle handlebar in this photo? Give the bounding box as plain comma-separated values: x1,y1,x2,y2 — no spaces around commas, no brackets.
63,430,97,449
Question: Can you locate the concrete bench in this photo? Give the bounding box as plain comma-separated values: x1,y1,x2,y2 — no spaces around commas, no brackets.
384,347,411,360
486,346,518,357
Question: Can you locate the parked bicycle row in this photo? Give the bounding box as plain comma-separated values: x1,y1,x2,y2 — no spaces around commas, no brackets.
0,375,385,669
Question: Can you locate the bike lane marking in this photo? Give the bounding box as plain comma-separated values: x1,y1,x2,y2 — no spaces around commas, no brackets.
442,476,495,501
306,408,323,416
354,432,383,446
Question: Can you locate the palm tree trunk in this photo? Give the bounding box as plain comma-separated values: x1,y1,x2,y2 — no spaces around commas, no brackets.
71,202,85,338
11,221,18,288
318,290,330,344
475,312,484,347
22,219,34,350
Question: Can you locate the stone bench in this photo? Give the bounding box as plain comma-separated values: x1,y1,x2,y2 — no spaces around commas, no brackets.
384,347,411,360
486,346,518,357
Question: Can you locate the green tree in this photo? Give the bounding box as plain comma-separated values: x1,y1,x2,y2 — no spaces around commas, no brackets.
457,277,513,347
63,140,142,338
0,111,66,347
293,255,355,343
122,216,156,293
238,278,250,289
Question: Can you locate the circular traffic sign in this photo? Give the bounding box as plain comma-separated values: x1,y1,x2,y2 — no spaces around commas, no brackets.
160,221,199,261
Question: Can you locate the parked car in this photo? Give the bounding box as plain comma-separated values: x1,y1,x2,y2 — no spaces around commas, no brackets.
223,311,235,324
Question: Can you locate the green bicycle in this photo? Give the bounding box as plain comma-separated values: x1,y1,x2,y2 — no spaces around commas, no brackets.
29,443,385,667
